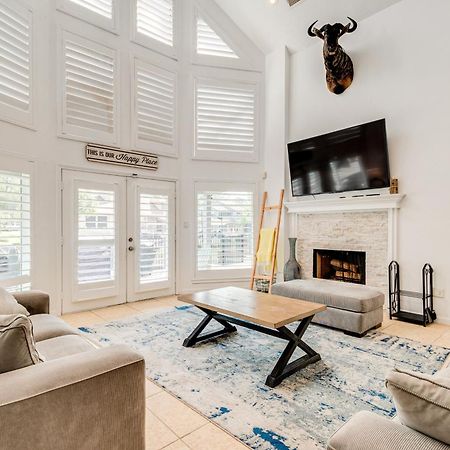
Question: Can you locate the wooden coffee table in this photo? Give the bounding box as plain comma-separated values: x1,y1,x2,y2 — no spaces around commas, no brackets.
178,287,326,387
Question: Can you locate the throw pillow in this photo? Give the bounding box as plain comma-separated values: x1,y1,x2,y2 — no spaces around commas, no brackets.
0,314,42,374
386,367,450,445
0,287,29,316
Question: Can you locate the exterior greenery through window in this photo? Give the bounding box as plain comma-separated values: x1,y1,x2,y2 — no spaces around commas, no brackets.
197,190,253,271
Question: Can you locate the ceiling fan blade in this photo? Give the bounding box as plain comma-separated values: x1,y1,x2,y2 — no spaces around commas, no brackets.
288,0,302,5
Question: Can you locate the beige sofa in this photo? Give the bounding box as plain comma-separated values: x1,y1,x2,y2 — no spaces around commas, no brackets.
328,363,450,450
0,292,146,450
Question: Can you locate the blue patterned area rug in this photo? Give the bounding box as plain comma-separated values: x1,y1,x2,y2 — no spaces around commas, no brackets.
82,306,449,450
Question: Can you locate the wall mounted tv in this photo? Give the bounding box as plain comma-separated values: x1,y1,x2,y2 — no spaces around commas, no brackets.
288,119,390,197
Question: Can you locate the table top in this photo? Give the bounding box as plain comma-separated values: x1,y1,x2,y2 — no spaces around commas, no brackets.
178,287,326,329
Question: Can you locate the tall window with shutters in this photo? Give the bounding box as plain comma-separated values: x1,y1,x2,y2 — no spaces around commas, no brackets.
132,58,177,156
194,77,259,162
0,169,31,291
196,184,254,278
0,1,33,128
60,31,118,144
134,0,174,53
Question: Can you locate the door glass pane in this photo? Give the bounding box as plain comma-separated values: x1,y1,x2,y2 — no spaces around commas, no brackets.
139,192,168,283
0,170,31,290
77,188,115,284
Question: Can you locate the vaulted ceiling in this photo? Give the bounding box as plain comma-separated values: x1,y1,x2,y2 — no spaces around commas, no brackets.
214,0,403,54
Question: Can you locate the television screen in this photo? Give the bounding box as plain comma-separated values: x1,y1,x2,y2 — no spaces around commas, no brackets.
288,119,390,197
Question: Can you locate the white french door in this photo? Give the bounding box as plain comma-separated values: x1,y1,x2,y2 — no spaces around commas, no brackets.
62,170,175,313
126,178,175,302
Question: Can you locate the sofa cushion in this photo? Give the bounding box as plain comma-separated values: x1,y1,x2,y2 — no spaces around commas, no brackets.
386,367,450,445
272,279,384,313
36,334,98,361
0,287,29,316
0,314,42,374
30,314,80,342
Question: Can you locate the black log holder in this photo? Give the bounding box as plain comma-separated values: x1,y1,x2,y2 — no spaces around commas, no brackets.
388,261,436,327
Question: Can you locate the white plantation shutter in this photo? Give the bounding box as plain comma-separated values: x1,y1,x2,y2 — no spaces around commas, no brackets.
0,169,31,291
195,79,258,161
196,16,238,59
134,59,176,154
56,0,117,31
0,1,32,126
68,0,113,19
61,32,118,143
77,187,116,284
197,189,254,273
136,0,173,48
139,192,169,283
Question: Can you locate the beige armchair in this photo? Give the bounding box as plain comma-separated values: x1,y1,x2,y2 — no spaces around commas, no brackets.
0,292,146,450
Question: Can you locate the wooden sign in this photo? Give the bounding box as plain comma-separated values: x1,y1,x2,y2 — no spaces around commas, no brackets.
85,144,158,171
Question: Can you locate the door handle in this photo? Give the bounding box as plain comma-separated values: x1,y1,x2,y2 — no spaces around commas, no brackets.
128,246,135,251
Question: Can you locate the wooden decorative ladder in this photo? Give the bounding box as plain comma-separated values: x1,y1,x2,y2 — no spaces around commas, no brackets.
249,189,285,294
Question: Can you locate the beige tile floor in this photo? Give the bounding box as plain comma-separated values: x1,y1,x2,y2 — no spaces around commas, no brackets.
62,297,450,450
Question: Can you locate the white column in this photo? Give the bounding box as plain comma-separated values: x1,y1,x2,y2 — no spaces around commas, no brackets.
263,46,291,280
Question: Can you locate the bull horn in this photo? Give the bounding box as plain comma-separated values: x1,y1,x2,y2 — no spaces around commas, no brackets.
308,20,319,37
345,17,357,33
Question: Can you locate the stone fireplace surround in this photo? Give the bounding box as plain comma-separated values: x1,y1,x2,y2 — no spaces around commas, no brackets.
285,194,405,295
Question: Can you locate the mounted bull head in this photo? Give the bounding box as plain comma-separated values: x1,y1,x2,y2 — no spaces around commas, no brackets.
308,18,358,94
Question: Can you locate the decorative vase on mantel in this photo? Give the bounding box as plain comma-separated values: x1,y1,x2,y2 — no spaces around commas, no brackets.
283,238,301,282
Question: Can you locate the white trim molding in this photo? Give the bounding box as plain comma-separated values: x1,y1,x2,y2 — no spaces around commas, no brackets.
284,194,405,215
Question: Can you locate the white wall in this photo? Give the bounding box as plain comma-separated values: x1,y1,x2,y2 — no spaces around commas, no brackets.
283,0,450,321
263,47,290,277
0,0,264,313
289,0,450,321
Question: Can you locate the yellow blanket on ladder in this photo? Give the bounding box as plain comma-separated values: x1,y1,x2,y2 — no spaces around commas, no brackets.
256,228,276,274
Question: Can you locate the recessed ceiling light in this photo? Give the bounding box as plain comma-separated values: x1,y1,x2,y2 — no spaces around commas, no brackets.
268,0,279,5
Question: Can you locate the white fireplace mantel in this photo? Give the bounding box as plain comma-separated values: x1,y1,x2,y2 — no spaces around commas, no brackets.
284,193,405,214
284,193,405,266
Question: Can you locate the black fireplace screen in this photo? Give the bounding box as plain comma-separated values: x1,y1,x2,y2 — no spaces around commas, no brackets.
313,249,366,285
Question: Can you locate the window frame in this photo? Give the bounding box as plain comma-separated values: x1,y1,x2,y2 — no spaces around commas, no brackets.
193,180,257,282
131,54,179,157
191,67,262,164
0,155,34,292
57,28,120,145
0,0,35,130
56,0,119,34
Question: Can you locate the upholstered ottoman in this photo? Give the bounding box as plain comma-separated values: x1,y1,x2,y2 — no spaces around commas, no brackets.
271,279,384,337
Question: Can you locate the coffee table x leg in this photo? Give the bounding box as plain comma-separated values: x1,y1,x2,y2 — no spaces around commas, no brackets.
183,308,237,348
266,315,321,388
183,308,321,387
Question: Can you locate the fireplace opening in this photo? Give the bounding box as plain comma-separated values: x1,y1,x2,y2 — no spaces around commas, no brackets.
313,249,366,285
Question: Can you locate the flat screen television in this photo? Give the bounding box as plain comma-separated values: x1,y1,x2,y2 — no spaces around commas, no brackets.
288,119,390,197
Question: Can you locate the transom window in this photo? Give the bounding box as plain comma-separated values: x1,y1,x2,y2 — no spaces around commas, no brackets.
136,0,174,48
196,16,238,59
68,0,113,20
